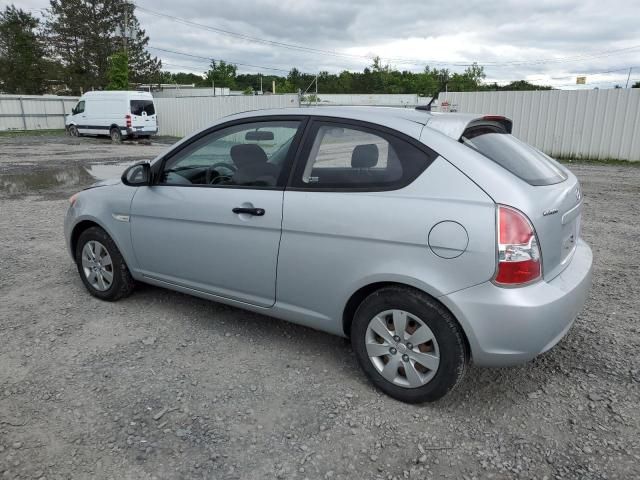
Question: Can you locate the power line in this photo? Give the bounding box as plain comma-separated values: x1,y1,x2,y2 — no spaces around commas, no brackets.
148,46,292,73
161,62,207,73
134,3,640,68
135,4,373,64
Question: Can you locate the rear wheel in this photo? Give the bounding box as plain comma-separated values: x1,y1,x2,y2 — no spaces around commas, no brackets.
110,127,123,143
75,226,135,301
351,286,468,403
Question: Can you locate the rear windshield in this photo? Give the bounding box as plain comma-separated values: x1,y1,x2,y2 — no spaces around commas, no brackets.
461,128,567,186
130,100,155,116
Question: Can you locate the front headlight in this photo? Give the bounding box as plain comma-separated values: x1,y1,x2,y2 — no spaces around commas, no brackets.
69,192,80,206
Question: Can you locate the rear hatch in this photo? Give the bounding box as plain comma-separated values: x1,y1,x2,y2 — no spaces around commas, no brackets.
129,98,157,132
459,118,582,281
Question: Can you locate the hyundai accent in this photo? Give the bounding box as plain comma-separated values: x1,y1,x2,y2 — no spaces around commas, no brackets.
65,107,593,403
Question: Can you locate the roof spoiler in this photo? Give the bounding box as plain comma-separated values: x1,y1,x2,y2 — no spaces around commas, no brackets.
470,115,513,134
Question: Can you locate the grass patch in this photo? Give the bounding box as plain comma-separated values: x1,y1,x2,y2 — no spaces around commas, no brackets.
0,129,66,138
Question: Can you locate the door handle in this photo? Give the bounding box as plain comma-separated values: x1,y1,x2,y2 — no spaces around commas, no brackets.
232,207,265,216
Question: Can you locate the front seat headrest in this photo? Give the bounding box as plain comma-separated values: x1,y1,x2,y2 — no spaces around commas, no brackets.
230,144,269,167
351,144,379,168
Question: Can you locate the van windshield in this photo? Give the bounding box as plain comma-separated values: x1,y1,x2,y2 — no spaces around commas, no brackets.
130,100,155,116
461,128,567,186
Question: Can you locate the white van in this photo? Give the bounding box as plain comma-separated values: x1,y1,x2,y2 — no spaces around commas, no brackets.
65,91,158,142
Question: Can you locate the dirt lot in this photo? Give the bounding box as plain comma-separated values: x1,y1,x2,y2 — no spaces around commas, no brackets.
1,134,639,480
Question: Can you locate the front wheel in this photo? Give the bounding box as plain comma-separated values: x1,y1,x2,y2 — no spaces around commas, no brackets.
351,286,468,403
75,226,135,301
68,125,79,137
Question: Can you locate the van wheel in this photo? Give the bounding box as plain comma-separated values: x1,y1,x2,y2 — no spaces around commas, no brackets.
350,286,468,403
110,127,123,143
68,125,79,137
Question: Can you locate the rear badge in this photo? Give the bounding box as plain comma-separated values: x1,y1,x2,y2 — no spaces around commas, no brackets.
543,209,559,216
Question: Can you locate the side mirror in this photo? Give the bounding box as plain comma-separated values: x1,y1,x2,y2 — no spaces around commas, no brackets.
71,108,77,115
122,162,151,186
245,130,274,141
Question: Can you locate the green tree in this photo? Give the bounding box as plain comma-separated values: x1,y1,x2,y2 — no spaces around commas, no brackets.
107,51,128,90
632,81,639,88
46,0,161,93
482,80,553,91
0,5,47,94
204,60,237,89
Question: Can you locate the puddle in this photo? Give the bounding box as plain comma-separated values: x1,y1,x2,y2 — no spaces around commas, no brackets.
0,161,135,195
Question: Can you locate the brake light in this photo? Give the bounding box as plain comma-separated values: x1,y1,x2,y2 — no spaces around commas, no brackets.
482,115,506,121
125,114,132,128
494,205,541,286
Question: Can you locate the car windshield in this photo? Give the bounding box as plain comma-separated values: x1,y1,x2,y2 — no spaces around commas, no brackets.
461,129,567,186
130,100,155,116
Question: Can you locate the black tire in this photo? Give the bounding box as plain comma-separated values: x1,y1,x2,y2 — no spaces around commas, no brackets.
351,286,468,403
110,127,123,143
68,125,79,137
75,226,135,301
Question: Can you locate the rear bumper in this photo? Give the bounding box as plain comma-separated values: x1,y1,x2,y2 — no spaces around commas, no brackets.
126,127,157,136
440,239,593,367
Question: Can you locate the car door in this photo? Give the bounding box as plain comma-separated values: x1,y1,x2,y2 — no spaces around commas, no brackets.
277,119,443,323
129,117,306,307
129,98,157,134
73,100,88,134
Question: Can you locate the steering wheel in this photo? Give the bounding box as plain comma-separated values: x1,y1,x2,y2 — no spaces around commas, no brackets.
211,175,233,185
207,162,237,184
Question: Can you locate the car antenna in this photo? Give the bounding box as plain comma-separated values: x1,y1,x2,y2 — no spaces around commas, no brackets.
416,83,446,112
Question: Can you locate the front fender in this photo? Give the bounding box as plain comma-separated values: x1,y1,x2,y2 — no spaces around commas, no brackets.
64,184,138,270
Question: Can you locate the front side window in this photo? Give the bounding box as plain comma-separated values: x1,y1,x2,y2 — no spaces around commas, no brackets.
130,100,155,116
75,101,85,114
294,122,435,189
159,120,301,188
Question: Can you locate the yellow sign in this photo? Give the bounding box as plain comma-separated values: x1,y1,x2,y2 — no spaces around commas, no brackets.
576,76,586,85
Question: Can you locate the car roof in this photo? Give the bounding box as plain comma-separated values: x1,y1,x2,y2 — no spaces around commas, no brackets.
82,90,153,98
223,106,493,141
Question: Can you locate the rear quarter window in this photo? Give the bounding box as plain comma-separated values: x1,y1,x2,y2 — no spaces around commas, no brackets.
461,126,567,186
292,121,437,191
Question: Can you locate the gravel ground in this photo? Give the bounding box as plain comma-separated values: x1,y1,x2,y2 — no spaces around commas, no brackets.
1,135,639,480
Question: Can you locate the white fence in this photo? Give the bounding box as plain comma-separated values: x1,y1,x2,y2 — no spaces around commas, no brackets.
5,90,639,161
437,89,640,161
152,87,232,98
310,93,431,107
0,95,79,131
155,94,300,136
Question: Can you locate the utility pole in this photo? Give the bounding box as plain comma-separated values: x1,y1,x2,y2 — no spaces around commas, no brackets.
123,0,129,55
315,73,318,106
626,67,633,88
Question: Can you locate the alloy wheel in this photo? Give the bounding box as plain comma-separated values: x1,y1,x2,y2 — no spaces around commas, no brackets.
365,309,440,388
81,240,114,291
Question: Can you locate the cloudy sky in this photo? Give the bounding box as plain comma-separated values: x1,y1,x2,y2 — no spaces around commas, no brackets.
13,0,640,89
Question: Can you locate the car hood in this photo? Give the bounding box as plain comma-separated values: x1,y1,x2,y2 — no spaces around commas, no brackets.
87,177,122,189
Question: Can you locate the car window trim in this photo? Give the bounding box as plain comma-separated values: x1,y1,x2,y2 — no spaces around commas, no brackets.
286,116,438,192
152,115,310,191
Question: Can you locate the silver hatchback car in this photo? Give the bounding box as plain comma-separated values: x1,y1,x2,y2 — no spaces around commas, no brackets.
65,107,592,403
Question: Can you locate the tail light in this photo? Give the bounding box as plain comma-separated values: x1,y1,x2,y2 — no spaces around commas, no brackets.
494,205,542,286
125,114,132,128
